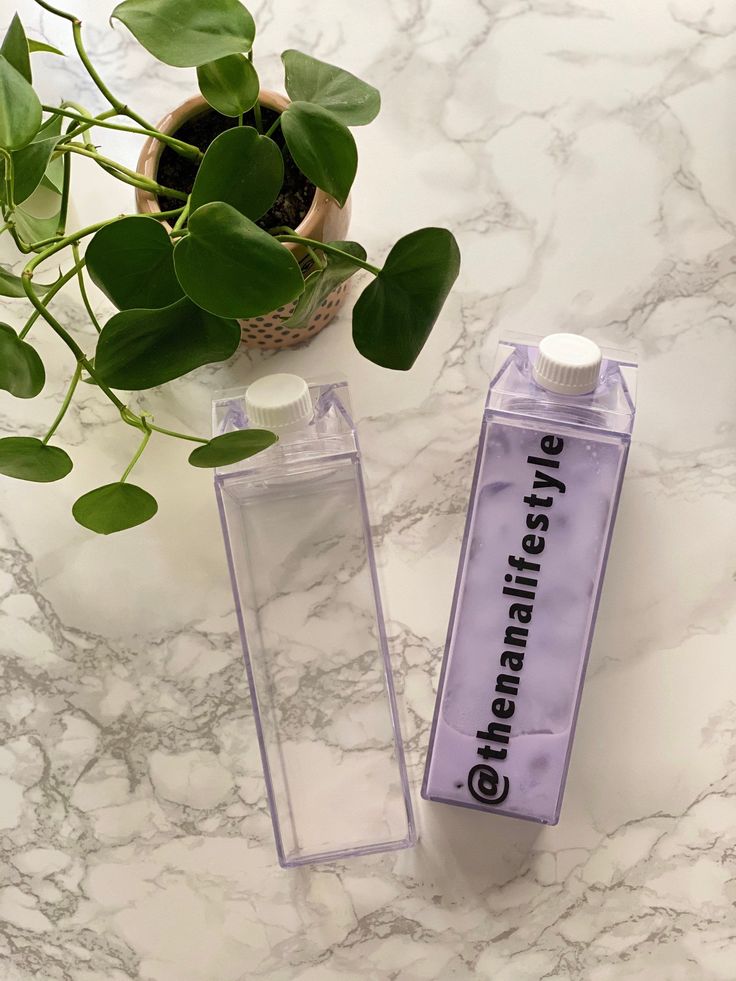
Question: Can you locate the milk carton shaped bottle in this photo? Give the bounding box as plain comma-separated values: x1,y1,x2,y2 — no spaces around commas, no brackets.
214,374,415,865
422,334,637,824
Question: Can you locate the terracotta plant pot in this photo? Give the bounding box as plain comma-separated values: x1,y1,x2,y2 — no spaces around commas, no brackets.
135,91,351,350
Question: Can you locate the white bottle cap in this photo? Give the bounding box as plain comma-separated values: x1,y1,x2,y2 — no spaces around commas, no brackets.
532,333,602,396
245,373,313,429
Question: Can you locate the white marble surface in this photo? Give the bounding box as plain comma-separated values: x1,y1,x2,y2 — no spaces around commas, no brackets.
1,1,735,978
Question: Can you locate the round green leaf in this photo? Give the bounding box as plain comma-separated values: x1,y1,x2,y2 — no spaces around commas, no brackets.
352,227,460,371
174,202,304,318
1,14,31,83
284,240,365,330
197,53,259,117
112,0,255,68
27,39,65,57
280,101,356,208
0,53,42,150
188,429,278,467
0,436,72,482
95,295,240,390
190,126,283,221
281,50,380,126
0,323,45,398
86,216,183,311
72,482,158,535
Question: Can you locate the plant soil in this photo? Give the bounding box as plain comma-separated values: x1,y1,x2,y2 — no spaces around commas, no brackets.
156,104,316,230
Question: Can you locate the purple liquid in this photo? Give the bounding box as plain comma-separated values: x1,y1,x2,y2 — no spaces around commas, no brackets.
422,342,636,824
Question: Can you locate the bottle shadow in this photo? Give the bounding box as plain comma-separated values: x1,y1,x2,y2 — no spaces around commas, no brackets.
411,800,542,895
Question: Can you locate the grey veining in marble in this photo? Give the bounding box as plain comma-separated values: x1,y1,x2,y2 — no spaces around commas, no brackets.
1,1,735,978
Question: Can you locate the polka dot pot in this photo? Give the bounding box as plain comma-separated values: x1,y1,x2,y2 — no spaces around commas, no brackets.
238,280,350,349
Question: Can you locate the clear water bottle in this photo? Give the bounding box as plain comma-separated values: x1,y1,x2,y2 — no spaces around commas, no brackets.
422,334,638,824
213,374,415,866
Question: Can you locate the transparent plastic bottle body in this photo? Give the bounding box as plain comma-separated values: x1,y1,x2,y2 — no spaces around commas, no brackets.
213,381,415,867
422,337,637,824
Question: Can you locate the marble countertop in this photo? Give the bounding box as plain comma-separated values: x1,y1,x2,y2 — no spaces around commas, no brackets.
2,1,735,978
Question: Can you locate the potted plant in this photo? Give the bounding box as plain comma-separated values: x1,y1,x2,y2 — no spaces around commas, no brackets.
0,0,460,535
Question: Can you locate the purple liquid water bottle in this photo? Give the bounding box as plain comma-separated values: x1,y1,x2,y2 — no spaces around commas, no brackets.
422,333,638,824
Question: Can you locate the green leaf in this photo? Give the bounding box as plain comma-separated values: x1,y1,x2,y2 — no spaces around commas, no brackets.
189,126,283,221
40,162,63,193
284,240,364,330
0,263,58,298
0,323,45,398
197,53,258,117
72,482,157,534
27,39,65,57
0,53,42,149
0,266,28,298
188,429,278,467
1,14,31,83
352,227,460,370
111,0,255,68
10,131,60,204
25,112,65,198
41,139,64,193
37,113,62,139
174,202,304,318
14,196,62,247
0,436,72,482
95,295,240,390
86,216,183,311
281,102,356,208
281,50,380,126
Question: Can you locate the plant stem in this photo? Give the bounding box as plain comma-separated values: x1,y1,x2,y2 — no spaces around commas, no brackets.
32,0,201,161
18,258,84,339
44,105,203,162
146,421,208,444
267,224,323,268
120,422,152,482
237,113,243,127
32,0,76,21
43,363,81,444
303,245,326,271
71,20,155,133
264,115,281,139
62,104,119,143
57,101,96,147
171,198,190,233
56,119,75,236
0,147,14,210
275,235,381,276
59,144,187,200
23,275,125,410
248,51,263,133
71,243,101,333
